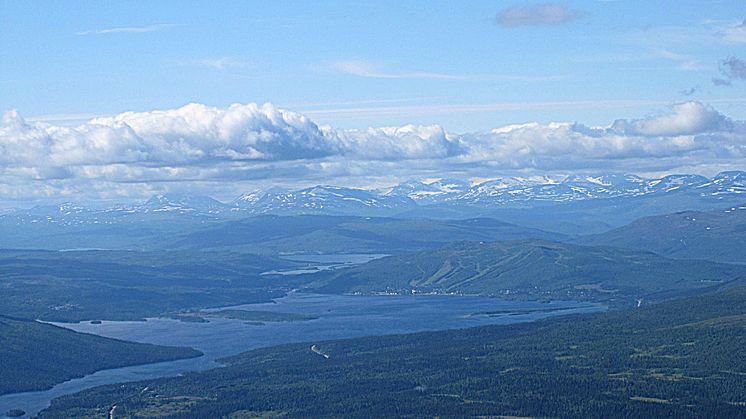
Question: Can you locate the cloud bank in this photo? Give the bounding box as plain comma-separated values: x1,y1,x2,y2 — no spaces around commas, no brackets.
1,101,745,203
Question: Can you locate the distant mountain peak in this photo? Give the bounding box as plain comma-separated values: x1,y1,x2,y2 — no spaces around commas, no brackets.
140,193,229,213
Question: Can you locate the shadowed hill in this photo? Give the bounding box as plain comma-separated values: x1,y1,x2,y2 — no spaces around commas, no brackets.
174,215,564,254
576,206,746,264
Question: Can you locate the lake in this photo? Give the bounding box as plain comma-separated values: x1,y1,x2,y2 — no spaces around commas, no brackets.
0,293,605,418
263,253,389,275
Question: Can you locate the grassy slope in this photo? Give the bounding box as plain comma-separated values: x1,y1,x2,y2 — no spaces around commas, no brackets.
39,286,746,418
0,316,201,395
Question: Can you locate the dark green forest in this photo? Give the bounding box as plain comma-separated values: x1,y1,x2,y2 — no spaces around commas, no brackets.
0,250,292,322
0,316,201,395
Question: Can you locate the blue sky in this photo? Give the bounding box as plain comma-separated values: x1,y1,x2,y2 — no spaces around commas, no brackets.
1,1,746,204
3,0,746,130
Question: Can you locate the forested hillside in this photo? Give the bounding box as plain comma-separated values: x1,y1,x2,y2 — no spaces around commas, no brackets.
0,316,201,395
307,239,746,304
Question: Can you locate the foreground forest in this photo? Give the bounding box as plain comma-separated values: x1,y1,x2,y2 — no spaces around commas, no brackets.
0,316,201,395
39,286,746,418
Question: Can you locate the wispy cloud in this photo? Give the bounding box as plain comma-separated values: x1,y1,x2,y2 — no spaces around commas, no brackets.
624,20,746,49
326,60,561,82
495,3,581,28
720,19,746,44
653,49,706,71
76,23,182,36
329,60,465,80
677,61,707,71
194,57,249,70
299,97,746,120
575,47,706,72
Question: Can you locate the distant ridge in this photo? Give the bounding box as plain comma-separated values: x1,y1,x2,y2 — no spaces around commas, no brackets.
577,205,746,263
0,171,744,239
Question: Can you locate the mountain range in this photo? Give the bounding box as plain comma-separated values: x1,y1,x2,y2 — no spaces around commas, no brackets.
5,171,745,216
1,171,744,237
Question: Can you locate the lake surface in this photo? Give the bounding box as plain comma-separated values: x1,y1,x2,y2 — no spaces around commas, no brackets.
0,293,605,418
263,253,388,275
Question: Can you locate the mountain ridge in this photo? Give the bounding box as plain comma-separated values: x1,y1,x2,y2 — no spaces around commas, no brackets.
4,171,745,217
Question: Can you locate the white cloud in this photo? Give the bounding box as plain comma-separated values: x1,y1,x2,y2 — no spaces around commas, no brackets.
329,124,463,160
610,102,732,137
1,101,746,202
90,103,337,162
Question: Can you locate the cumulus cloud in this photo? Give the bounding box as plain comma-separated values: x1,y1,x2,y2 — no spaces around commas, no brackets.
495,3,581,27
91,103,337,162
609,102,732,136
329,125,464,159
1,101,746,203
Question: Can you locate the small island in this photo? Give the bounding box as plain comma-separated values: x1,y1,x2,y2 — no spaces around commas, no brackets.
5,409,26,417
207,310,318,322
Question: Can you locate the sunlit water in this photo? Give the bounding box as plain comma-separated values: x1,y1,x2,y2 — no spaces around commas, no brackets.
0,293,605,417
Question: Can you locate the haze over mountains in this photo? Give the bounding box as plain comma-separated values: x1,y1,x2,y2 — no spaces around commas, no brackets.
3,170,745,222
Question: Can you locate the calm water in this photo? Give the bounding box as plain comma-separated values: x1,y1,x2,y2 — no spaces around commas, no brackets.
0,293,604,417
263,253,388,275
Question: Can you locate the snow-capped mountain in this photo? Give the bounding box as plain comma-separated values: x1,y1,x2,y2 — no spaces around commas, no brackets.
389,172,744,207
137,194,231,214
236,186,417,216
644,174,709,194
1,172,744,225
385,178,469,202
699,171,746,196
